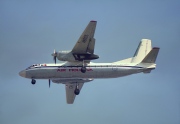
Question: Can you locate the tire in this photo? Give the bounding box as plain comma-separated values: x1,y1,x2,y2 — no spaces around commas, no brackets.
31,79,36,85
74,89,80,95
81,67,86,73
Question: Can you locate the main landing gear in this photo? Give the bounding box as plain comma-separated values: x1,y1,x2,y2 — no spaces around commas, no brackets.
74,83,80,95
81,67,86,73
31,79,36,85
80,60,86,73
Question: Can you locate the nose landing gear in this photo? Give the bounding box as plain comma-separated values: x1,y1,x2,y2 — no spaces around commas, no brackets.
31,79,36,85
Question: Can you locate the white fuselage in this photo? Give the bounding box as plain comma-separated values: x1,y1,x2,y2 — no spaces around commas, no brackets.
19,62,150,83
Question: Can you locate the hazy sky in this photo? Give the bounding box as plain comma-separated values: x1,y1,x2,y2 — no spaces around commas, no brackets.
0,1,180,124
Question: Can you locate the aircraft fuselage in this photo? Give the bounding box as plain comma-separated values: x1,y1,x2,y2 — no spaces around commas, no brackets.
19,62,148,82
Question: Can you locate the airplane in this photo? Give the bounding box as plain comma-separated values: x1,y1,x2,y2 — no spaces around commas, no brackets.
19,21,160,104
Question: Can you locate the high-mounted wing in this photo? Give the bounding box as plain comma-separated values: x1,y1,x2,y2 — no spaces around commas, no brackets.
52,21,99,63
65,83,84,104
72,21,97,54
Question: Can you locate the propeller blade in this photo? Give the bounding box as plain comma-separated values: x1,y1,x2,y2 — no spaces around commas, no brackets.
54,56,56,64
49,79,50,88
52,49,57,64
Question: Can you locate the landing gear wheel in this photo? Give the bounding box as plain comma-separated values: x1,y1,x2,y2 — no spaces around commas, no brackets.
81,67,86,73
74,89,80,95
31,79,36,85
81,60,86,73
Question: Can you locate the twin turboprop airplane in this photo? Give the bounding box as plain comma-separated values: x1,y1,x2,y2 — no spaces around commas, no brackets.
19,21,160,104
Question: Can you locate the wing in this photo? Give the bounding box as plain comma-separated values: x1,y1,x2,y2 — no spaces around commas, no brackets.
65,83,84,104
72,21,97,54
52,78,93,104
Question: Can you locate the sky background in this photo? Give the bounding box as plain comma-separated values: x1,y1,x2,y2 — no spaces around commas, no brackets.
0,0,180,124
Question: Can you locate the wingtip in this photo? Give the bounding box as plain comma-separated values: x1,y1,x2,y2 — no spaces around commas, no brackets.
90,20,97,22
153,47,160,49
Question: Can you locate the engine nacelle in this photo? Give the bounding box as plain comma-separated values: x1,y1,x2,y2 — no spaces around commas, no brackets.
54,50,99,62
73,53,99,61
57,51,76,62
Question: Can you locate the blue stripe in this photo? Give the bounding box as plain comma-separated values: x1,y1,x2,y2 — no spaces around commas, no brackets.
26,65,143,70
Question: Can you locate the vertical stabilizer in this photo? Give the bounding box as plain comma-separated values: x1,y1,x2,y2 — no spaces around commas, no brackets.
131,39,152,63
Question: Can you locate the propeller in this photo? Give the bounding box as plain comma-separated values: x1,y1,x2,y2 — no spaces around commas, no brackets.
52,49,57,64
54,56,56,64
49,79,51,88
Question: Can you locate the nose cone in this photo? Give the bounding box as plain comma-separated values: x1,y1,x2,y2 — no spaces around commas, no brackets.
19,70,26,77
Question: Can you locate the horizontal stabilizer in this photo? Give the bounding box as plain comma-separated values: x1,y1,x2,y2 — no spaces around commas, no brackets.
141,47,160,63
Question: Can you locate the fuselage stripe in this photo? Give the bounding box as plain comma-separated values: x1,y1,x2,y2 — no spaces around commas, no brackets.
26,65,143,70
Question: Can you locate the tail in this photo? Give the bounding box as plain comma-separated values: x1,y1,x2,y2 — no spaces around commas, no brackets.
132,39,160,74
140,47,160,73
131,39,152,63
114,39,160,65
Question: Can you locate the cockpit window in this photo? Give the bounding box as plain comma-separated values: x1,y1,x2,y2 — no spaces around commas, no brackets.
26,64,47,70
26,64,40,70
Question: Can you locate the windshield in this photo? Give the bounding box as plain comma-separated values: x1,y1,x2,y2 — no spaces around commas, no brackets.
26,64,40,70
26,64,47,70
